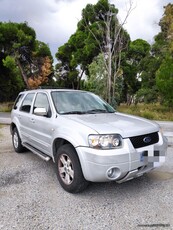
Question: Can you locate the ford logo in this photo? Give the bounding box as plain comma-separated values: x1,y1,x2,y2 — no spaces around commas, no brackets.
143,136,152,143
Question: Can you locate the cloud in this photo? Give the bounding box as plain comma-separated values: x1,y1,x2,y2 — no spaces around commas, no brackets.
111,0,171,42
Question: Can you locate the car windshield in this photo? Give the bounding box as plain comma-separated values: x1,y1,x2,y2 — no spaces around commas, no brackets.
51,91,115,115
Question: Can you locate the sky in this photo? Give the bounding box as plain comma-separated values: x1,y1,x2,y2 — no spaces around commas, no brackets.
0,0,172,60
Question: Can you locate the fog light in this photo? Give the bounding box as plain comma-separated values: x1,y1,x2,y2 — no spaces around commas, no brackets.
107,168,114,177
107,167,121,179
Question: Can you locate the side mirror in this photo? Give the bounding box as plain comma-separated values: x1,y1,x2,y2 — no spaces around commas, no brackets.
34,107,47,116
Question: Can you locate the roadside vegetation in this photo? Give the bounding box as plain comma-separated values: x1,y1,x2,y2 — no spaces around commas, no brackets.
0,102,13,112
118,104,173,121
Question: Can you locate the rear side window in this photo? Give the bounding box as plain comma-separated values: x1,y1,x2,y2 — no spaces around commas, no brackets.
20,93,35,113
13,94,24,110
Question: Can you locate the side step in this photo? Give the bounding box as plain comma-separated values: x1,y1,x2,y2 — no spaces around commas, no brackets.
23,142,51,161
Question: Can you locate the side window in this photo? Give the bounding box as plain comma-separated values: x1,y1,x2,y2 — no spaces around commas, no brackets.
33,93,51,117
13,94,24,110
20,93,35,113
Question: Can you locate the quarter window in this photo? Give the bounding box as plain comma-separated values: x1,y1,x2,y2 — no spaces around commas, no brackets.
20,93,35,113
13,94,24,110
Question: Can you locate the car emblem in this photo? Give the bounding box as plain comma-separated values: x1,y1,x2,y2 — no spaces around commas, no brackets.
143,136,152,143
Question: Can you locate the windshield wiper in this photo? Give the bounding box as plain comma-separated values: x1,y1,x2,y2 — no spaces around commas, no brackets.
61,109,114,115
61,111,86,115
85,109,108,114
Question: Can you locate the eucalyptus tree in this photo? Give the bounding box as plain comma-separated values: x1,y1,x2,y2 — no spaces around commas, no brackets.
87,53,107,99
56,0,133,104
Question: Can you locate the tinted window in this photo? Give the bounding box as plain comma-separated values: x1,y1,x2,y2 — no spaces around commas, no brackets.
20,93,35,113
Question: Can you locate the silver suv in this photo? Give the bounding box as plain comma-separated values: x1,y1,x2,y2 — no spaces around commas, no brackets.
11,89,168,193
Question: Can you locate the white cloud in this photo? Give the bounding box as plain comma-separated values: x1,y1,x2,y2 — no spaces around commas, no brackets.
52,0,98,44
110,0,170,43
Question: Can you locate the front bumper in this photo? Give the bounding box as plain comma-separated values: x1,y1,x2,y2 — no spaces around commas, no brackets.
76,133,168,183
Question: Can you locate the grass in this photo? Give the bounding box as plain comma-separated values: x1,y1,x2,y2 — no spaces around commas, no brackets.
117,103,173,121
0,102,13,112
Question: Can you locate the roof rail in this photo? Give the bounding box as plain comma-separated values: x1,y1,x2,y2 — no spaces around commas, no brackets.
38,86,74,90
23,86,75,90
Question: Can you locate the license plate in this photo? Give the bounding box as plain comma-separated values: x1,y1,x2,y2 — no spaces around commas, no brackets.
140,151,148,162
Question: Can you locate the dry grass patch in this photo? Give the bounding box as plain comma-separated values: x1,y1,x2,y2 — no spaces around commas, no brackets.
0,102,13,112
117,103,173,121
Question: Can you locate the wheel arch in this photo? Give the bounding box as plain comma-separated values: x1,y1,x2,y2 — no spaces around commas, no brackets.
10,118,23,138
10,122,17,134
52,138,76,162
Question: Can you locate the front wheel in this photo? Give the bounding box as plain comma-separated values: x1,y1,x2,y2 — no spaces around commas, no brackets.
12,127,25,153
55,144,89,193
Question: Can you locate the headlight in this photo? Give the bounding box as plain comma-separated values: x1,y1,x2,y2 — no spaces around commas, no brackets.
88,134,122,149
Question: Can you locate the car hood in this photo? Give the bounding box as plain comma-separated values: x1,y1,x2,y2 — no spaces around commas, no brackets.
65,112,159,138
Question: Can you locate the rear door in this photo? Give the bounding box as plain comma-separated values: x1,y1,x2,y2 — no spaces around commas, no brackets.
18,92,35,143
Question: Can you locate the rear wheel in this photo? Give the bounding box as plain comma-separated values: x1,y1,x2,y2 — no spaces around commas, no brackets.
55,144,89,193
12,127,25,153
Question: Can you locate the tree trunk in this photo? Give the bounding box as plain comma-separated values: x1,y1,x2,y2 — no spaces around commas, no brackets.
106,15,112,104
16,59,30,89
77,69,85,90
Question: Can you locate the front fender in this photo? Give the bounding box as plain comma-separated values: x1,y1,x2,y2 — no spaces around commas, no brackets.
53,125,97,146
51,120,98,161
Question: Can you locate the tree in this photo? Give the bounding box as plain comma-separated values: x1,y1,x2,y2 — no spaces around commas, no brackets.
87,53,107,99
83,0,132,104
0,53,24,102
55,43,80,89
122,39,151,104
159,3,173,54
0,21,53,101
55,0,132,105
156,55,173,106
152,3,173,106
135,55,160,104
28,56,53,89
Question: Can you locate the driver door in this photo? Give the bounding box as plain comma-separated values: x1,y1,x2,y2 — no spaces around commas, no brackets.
29,92,54,156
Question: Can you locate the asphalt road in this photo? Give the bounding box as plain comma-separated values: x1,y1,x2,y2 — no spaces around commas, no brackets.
156,121,173,133
0,125,173,230
0,112,11,125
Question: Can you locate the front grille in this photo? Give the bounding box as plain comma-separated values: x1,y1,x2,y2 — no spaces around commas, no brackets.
130,132,159,149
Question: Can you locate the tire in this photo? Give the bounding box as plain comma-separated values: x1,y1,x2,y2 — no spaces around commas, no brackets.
55,144,89,193
12,127,25,153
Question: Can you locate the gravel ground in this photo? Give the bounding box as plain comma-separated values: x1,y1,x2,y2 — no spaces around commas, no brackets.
0,125,173,230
